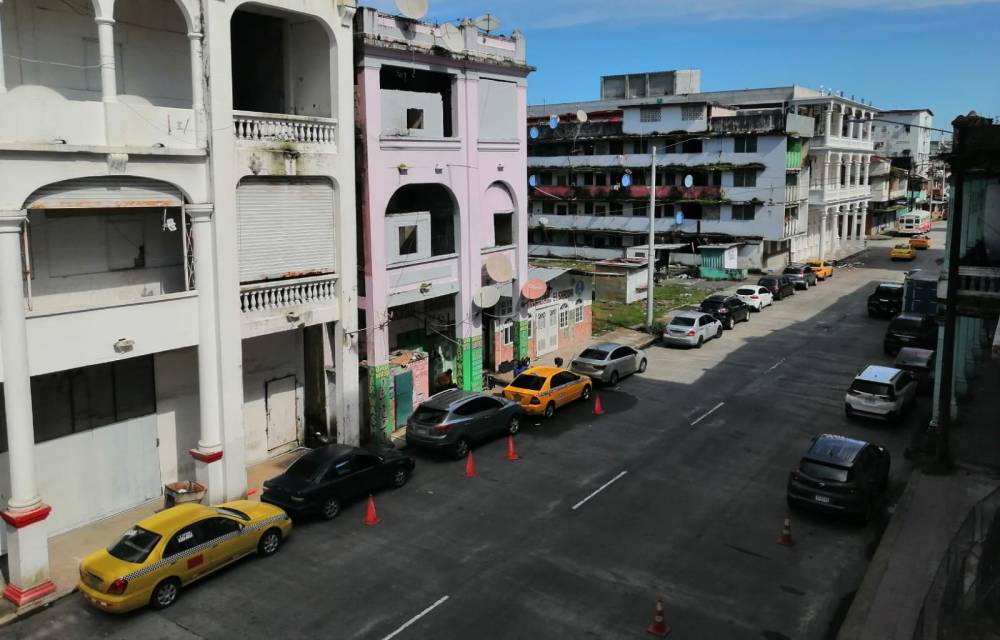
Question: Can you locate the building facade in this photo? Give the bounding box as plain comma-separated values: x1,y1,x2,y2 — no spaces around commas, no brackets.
873,109,934,175
0,0,359,605
353,9,531,440
867,156,909,234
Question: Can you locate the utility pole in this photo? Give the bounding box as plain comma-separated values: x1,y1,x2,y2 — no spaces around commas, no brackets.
646,146,657,331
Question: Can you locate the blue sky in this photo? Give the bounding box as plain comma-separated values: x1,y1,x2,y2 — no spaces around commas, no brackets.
369,0,1000,138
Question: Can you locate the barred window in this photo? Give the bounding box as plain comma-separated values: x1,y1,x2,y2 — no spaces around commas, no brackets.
640,107,661,123
681,105,703,121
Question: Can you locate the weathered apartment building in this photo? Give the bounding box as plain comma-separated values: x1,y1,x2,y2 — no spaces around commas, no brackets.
527,70,879,270
871,108,943,219
0,0,359,605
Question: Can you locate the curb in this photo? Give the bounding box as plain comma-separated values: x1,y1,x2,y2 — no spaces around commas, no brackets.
0,584,76,628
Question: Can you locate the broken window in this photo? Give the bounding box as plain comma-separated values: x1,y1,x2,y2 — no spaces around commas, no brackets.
398,225,418,255
380,66,455,137
493,213,514,247
407,109,424,130
386,185,456,256
681,139,703,153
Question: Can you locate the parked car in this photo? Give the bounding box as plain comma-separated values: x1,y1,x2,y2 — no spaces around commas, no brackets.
699,294,751,330
890,244,916,261
502,366,591,418
571,342,647,385
786,434,890,522
783,264,818,289
844,365,918,422
884,313,937,355
78,501,291,613
867,282,904,318
909,234,931,250
805,258,834,280
405,390,521,458
262,444,414,520
662,311,723,348
758,275,795,301
894,347,935,395
735,285,774,311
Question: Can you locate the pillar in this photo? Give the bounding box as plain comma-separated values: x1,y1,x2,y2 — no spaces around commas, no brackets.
95,16,117,102
819,208,829,260
863,157,871,187
186,204,225,505
824,106,833,139
0,211,55,606
188,32,206,146
0,0,7,93
839,209,848,245
847,110,856,139
859,204,868,242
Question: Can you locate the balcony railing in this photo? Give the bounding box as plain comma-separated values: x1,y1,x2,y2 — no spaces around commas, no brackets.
233,111,337,145
240,274,338,314
532,184,724,202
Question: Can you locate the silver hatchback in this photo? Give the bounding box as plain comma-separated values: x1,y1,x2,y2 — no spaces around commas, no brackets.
570,342,648,385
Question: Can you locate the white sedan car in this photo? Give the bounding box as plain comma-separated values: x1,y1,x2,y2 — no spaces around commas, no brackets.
662,311,723,348
735,285,774,311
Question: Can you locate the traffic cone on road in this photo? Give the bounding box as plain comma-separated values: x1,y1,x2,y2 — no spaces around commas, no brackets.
593,394,605,416
777,515,794,546
363,495,381,526
465,451,477,478
646,597,671,637
505,435,520,461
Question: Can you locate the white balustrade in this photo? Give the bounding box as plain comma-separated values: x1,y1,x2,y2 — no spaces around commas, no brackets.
233,111,337,145
240,274,338,314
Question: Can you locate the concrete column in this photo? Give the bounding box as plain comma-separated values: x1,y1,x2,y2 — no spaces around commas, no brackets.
0,211,55,606
95,17,117,102
839,209,848,245
847,110,856,139
863,156,871,187
0,0,7,93
188,32,206,146
824,106,833,139
859,205,868,242
819,208,829,260
187,204,225,505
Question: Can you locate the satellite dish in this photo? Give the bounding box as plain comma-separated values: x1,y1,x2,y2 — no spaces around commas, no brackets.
437,23,464,53
529,126,539,139
576,110,588,123
537,216,550,226
528,175,538,187
621,174,632,188
473,13,501,32
485,253,514,282
394,0,428,20
548,115,559,129
683,174,694,188
522,279,547,300
473,285,501,308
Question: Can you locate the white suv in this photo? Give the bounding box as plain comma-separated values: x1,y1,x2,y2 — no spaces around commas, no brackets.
845,365,918,422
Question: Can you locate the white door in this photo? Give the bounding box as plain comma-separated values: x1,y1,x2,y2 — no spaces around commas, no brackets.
536,306,559,356
266,376,298,453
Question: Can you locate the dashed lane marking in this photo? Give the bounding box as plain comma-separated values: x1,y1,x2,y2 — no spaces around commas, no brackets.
765,357,787,374
571,470,629,511
690,402,724,426
381,595,450,640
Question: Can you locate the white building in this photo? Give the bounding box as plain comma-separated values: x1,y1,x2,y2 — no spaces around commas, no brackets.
0,0,359,606
872,108,934,175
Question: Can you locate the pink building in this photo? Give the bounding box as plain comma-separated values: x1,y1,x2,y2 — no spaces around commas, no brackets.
354,9,531,439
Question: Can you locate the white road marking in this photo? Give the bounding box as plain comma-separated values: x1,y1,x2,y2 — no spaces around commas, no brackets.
690,402,724,426
381,595,450,640
572,470,628,511
765,357,787,374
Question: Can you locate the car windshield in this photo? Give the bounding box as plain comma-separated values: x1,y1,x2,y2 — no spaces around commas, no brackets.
736,288,756,295
412,406,449,423
800,460,850,483
215,507,250,521
701,300,723,309
670,316,696,327
875,285,902,297
759,279,776,286
107,526,162,564
578,348,610,360
783,267,801,274
894,244,910,250
510,374,546,391
889,316,923,331
851,380,892,396
285,456,323,481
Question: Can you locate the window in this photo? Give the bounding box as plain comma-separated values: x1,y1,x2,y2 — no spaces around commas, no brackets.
542,202,554,214
681,138,703,153
501,322,514,345
575,304,584,323
595,172,608,186
584,202,594,215
734,136,757,153
493,213,513,246
202,517,241,541
406,108,424,130
594,204,607,216
559,309,569,328
733,169,757,188
609,140,624,155
634,140,649,154
527,315,533,337
608,236,623,248
551,371,578,386
351,453,380,472
583,172,594,186
456,397,500,415
398,225,418,255
555,203,568,216
681,105,702,121
164,523,206,558
633,204,648,217
732,204,756,221
609,203,623,216
497,297,513,317
640,107,661,123
556,174,568,186
540,172,553,186
107,526,162,564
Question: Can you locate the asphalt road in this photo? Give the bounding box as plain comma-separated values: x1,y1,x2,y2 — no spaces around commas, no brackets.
6,227,947,640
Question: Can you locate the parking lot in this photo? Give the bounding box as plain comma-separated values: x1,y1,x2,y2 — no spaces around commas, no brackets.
6,229,946,640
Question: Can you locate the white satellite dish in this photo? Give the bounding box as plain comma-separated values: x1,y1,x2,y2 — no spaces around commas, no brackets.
473,13,501,32
395,0,428,20
485,253,514,282
683,174,694,188
537,216,550,226
576,110,588,123
437,23,464,53
473,285,501,308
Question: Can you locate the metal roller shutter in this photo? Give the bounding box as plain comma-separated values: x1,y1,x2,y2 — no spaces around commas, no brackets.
237,177,336,282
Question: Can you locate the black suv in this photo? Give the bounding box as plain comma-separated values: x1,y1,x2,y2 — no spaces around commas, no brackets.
699,294,750,330
783,264,819,289
758,276,796,300
867,283,904,318
786,434,890,522
883,313,937,355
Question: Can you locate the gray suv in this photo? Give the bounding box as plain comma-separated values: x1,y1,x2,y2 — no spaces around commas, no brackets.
405,390,521,459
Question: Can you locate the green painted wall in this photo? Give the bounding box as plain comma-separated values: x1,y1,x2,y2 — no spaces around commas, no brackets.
786,138,802,169
457,336,483,392
367,364,392,441
515,320,530,360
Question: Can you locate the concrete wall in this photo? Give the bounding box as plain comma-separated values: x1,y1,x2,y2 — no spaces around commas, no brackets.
381,89,445,137
288,18,332,117
478,78,518,140
623,104,708,135
154,347,200,487
241,329,305,465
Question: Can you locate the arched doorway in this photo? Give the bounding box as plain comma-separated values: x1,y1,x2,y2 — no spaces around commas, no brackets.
385,183,459,260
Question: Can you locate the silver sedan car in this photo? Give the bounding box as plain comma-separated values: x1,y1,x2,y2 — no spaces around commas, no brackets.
570,342,647,385
662,311,723,348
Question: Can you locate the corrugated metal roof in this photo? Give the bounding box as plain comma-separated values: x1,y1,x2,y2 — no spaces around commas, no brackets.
528,267,569,283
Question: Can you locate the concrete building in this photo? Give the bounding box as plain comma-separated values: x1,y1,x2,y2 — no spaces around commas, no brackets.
353,9,532,440
867,156,909,234
873,109,934,176
0,0,359,605
527,73,875,270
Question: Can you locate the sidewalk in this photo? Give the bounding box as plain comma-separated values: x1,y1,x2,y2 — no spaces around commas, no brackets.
0,450,305,626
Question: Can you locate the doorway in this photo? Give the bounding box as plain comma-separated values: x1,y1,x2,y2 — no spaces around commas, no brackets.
266,375,298,453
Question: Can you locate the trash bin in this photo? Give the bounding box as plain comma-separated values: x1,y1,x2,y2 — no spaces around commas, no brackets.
164,481,207,509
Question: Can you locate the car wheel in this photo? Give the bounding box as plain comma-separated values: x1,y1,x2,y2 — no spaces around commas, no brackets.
743,311,750,323
696,336,705,349
581,385,592,401
257,528,282,557
715,327,722,339
544,402,556,419
725,317,735,330
150,578,181,610
507,415,520,435
638,359,647,373
391,467,409,488
609,371,620,386
321,496,342,520
453,437,471,459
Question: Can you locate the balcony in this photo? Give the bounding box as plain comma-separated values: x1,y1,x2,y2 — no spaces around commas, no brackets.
532,185,724,202
233,111,338,147
785,185,804,204
240,274,340,338
947,266,1000,317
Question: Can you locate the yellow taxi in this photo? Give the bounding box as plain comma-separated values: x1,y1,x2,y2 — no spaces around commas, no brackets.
890,244,917,261
909,234,931,250
502,366,592,418
805,259,834,280
78,500,291,613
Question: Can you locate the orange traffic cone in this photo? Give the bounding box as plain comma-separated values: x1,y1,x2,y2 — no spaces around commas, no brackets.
363,495,381,526
465,451,477,478
777,515,794,546
505,435,520,461
646,597,671,637
593,394,605,416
